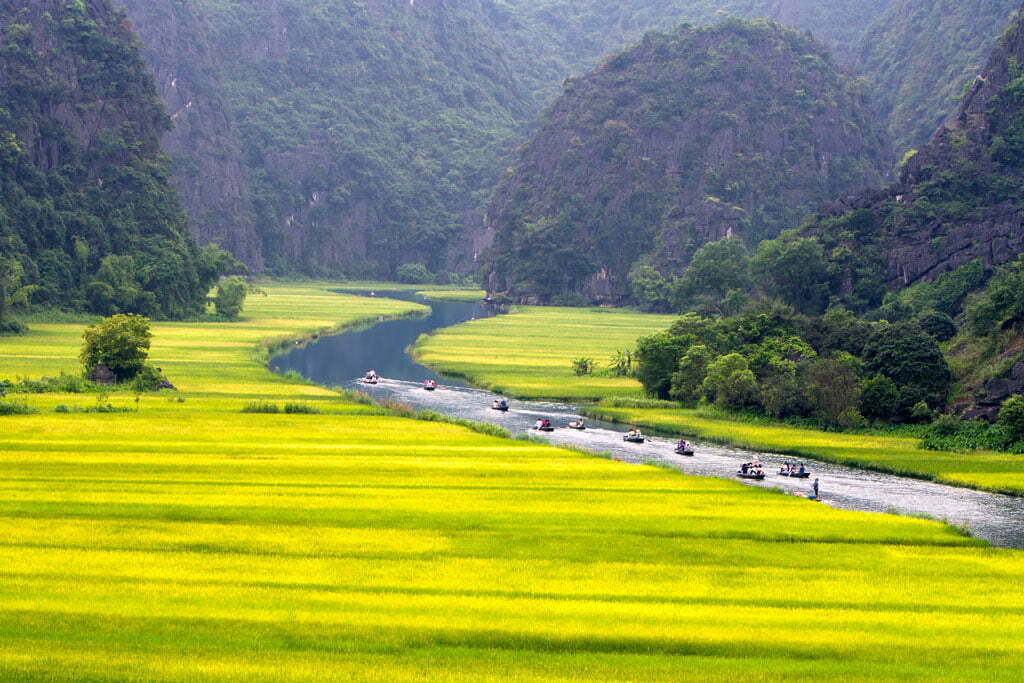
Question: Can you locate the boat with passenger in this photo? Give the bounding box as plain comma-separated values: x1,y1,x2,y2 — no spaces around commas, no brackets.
623,429,646,443
674,440,694,456
779,462,811,478
423,379,438,391
737,461,766,480
491,398,509,412
534,419,555,432
362,370,380,385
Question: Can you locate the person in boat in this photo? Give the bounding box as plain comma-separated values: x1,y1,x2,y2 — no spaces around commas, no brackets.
535,419,544,430
677,440,689,451
797,464,806,475
740,463,749,474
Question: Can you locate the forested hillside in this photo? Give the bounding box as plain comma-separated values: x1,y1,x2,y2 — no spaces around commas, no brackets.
484,20,892,304
857,0,1020,152
0,0,227,321
119,0,261,269
800,6,1024,312
114,0,900,278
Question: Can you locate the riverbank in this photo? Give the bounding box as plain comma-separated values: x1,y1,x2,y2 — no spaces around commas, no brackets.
1,284,1023,679
586,404,1024,497
416,304,1024,497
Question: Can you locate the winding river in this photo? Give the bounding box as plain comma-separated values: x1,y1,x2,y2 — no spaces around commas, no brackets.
271,291,1024,549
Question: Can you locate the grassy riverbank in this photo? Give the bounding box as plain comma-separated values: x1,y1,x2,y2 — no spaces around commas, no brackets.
414,305,675,400
1,284,1023,678
586,405,1024,496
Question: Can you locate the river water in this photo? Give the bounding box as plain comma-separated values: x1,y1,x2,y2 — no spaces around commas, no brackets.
271,291,1024,549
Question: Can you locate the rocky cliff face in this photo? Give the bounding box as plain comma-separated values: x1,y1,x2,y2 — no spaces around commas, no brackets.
0,0,220,318
484,20,893,304
806,4,1024,310
118,0,262,269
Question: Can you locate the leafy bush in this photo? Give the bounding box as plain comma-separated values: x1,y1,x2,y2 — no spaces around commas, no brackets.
917,310,957,342
0,400,36,416
129,366,170,393
241,401,279,414
571,358,595,376
80,314,152,381
999,395,1024,442
283,403,321,414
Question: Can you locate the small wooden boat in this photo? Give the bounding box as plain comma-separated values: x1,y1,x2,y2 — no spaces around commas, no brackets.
737,470,766,481
623,432,646,443
491,400,509,412
535,424,555,433
423,380,438,391
675,447,695,456
778,465,811,478
362,373,380,385
567,420,587,431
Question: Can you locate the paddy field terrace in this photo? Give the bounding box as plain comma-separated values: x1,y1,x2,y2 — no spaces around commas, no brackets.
0,284,1022,679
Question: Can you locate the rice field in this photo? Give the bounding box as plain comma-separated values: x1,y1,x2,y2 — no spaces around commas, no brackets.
1,284,1023,679
415,306,675,400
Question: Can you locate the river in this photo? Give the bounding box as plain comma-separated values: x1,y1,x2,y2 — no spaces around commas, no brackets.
271,290,1024,549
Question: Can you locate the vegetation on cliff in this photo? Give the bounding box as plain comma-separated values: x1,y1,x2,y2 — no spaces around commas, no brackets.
485,19,892,304
0,0,230,320
857,0,1020,152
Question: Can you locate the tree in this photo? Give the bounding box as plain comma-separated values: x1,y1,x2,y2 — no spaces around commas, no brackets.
215,276,249,319
628,264,671,312
0,258,32,334
80,314,152,381
396,263,433,284
757,358,807,419
999,395,1024,443
672,237,751,312
669,344,713,404
917,310,956,342
803,354,863,427
965,257,1024,336
635,332,689,399
703,353,757,409
751,237,831,314
862,322,952,408
860,374,900,421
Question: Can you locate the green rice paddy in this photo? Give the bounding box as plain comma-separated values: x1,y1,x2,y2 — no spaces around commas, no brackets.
1,285,1023,679
415,305,675,400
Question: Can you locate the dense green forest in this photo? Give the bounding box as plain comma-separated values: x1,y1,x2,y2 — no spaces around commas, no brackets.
626,6,1024,429
0,0,230,326
484,19,892,304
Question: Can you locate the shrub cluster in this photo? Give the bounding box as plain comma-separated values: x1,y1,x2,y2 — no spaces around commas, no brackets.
635,304,952,427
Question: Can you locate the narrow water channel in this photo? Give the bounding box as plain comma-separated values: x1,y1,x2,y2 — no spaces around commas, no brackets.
271,291,1024,549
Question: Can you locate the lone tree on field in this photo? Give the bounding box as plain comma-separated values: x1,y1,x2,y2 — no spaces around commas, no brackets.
214,276,249,319
80,314,152,381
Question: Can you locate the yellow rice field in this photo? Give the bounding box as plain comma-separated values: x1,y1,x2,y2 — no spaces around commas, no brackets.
0,284,1022,679
415,305,675,400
